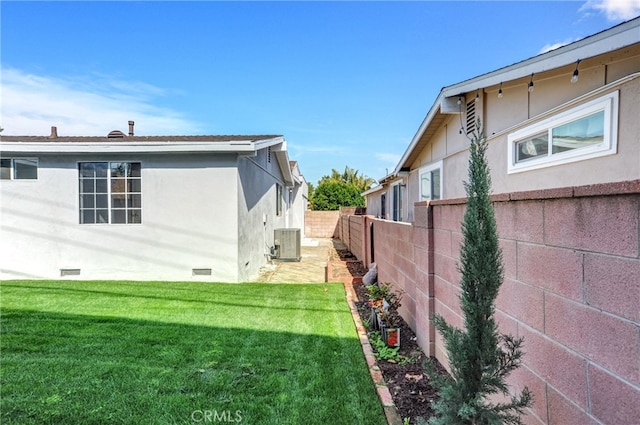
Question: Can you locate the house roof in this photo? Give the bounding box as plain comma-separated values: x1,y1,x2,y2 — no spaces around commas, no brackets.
0,133,286,154
0,132,297,187
361,184,385,197
393,16,640,176
0,134,282,143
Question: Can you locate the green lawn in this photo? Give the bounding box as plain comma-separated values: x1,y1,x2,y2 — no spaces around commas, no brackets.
0,280,386,425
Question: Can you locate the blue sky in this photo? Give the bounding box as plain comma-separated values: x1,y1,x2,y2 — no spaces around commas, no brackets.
2,1,639,184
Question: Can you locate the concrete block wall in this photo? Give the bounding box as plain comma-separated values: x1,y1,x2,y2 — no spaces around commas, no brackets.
304,211,339,238
339,180,640,425
338,214,366,262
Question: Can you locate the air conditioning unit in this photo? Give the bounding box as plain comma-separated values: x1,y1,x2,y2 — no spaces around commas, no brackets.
274,228,301,262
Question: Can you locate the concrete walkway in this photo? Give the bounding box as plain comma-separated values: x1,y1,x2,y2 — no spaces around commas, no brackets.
254,237,403,425
255,238,333,283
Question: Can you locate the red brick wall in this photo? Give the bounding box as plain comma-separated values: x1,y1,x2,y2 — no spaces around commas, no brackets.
304,211,339,238
339,180,640,425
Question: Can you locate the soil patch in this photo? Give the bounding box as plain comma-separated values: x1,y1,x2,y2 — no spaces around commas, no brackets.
352,279,447,424
331,242,448,423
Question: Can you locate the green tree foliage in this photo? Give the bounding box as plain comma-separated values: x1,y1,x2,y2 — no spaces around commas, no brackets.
319,166,376,193
426,126,532,424
309,166,375,210
310,180,365,211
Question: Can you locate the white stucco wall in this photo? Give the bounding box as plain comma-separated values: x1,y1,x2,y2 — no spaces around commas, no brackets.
236,148,288,282
0,152,241,282
288,164,308,238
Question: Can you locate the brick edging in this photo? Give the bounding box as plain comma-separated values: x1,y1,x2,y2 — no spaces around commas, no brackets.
342,279,403,425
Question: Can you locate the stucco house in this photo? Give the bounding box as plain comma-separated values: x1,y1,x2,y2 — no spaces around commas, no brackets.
0,124,307,282
366,17,639,221
347,17,640,424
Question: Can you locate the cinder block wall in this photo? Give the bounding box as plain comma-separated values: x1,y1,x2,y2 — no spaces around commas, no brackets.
340,181,640,425
304,211,339,238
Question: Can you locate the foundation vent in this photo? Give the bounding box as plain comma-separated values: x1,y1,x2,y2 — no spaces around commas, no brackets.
192,268,212,276
60,268,81,276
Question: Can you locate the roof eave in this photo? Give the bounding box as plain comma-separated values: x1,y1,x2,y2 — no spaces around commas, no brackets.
0,136,286,154
392,17,640,177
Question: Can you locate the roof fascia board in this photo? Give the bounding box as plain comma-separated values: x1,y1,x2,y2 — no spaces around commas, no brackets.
393,92,445,175
0,141,264,154
442,17,639,99
392,17,639,178
273,149,295,187
254,136,286,150
361,185,385,196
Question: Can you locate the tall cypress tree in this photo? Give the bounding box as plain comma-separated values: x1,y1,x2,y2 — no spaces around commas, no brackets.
427,126,532,425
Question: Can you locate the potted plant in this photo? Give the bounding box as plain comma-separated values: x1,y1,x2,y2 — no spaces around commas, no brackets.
366,282,403,347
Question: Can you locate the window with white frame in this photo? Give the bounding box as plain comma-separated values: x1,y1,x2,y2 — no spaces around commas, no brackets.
0,158,38,180
79,162,142,224
508,91,618,173
380,192,387,219
419,161,442,201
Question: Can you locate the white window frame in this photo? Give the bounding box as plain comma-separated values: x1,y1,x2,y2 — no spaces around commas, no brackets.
78,161,142,225
419,160,443,201
0,157,38,180
507,91,618,174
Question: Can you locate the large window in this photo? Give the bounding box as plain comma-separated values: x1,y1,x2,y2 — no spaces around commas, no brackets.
508,91,618,173
79,162,142,224
419,161,442,201
0,158,38,180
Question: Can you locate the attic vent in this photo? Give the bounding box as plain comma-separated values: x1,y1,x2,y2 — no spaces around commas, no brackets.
267,147,272,163
466,100,476,135
107,130,126,138
192,268,212,276
60,268,81,276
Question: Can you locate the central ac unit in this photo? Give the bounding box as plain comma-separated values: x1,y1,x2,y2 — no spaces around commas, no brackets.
274,228,301,262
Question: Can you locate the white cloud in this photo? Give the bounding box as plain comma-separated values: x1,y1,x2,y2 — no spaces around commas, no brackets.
538,38,583,54
375,152,401,166
0,68,203,136
581,0,640,21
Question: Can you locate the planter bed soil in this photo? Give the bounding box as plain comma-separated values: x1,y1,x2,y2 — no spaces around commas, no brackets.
352,279,445,423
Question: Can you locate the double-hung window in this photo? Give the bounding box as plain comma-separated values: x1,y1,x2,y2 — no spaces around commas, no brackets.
1,158,38,180
508,91,618,173
419,161,442,201
79,162,142,224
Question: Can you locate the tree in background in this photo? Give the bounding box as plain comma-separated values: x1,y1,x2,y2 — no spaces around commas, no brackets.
426,126,532,424
319,166,376,193
310,180,365,211
310,166,376,211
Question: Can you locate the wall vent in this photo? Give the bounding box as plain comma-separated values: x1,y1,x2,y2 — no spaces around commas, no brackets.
466,100,476,135
274,228,301,262
192,268,212,276
60,268,81,276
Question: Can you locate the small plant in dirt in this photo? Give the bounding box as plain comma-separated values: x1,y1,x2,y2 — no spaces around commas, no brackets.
367,282,404,321
369,331,403,363
425,124,532,424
